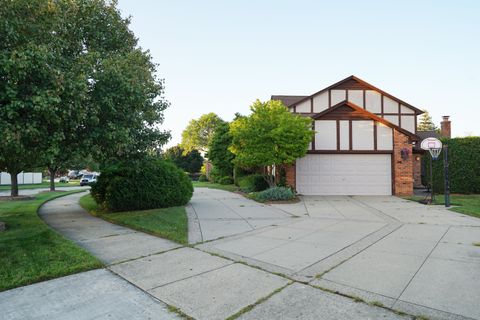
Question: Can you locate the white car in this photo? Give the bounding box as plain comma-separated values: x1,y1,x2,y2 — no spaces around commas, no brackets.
59,176,70,183
80,173,98,186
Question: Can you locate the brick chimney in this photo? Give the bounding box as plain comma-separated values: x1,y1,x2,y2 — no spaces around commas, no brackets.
440,116,451,138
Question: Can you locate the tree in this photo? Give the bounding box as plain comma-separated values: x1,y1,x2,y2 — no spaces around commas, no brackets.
207,122,235,177
229,100,313,187
417,110,438,131
0,0,170,195
164,145,204,173
181,113,225,152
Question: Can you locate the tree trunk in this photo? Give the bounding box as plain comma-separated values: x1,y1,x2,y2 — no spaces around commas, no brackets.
10,172,19,197
49,167,57,191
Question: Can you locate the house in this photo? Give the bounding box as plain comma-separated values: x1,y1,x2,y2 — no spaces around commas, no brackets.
0,172,43,185
272,75,427,196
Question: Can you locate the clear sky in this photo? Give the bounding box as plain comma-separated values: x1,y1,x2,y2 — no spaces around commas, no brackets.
117,0,480,147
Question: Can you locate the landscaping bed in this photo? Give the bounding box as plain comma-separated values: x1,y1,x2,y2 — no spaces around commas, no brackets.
0,191,102,292
79,194,188,245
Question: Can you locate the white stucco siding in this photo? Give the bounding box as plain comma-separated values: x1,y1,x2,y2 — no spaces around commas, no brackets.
315,120,337,150
383,115,399,126
352,120,374,150
401,115,416,133
348,90,363,107
295,99,311,113
401,105,415,114
313,91,329,113
365,90,381,113
377,122,393,150
383,96,399,113
330,90,346,106
339,120,349,150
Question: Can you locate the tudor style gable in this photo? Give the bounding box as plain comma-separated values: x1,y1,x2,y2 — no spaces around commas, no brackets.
271,75,423,134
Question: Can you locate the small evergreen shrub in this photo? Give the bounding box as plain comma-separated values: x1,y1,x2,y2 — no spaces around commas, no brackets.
91,158,193,212
255,187,294,201
237,174,269,192
217,176,234,185
198,174,208,182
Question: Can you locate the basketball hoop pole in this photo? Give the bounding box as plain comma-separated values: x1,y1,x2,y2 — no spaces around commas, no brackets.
444,145,450,207
430,155,434,203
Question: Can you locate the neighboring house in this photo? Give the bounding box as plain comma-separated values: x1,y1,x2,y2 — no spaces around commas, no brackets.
0,172,43,185
272,75,426,196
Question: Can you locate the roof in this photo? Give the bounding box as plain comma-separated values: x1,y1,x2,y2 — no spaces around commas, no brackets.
271,95,308,107
277,75,424,114
313,100,420,141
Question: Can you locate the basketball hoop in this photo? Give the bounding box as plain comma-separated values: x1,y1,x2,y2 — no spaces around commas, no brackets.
429,147,442,160
421,137,442,160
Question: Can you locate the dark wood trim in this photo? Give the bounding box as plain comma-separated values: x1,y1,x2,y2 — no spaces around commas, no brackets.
345,89,349,102
293,105,296,113
349,120,353,150
307,150,393,154
362,90,366,109
310,98,313,113
328,90,331,108
381,94,384,116
284,75,424,114
414,115,417,134
336,120,340,151
382,113,416,116
311,120,316,150
374,121,378,151
398,103,401,128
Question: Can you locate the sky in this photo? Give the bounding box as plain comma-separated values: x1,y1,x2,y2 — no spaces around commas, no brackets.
117,0,480,148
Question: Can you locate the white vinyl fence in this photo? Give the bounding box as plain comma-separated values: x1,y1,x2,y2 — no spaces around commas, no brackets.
0,172,43,185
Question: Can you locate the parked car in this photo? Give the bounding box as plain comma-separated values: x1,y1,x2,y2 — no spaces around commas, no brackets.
59,176,70,183
80,173,98,186
68,170,82,179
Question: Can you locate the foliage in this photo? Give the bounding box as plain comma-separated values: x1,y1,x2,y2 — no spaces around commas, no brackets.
423,137,480,194
237,174,269,193
181,113,225,152
254,187,295,202
0,191,102,291
217,176,234,185
0,0,170,196
164,145,204,173
80,194,188,244
417,110,438,131
91,158,193,212
207,122,235,177
192,181,238,192
198,174,208,182
230,100,313,186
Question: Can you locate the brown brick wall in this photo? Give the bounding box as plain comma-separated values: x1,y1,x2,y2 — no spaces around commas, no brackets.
413,154,423,187
284,163,296,189
393,130,414,196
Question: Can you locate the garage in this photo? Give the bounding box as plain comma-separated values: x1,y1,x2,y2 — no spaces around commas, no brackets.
296,154,392,195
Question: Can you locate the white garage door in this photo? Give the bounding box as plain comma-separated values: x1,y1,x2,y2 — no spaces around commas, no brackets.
296,154,392,195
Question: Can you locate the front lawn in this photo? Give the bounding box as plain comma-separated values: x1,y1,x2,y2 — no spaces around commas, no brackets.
0,180,81,191
0,191,102,292
192,181,239,192
79,194,188,244
406,194,480,218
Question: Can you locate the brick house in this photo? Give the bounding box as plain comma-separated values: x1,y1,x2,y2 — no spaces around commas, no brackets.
272,75,425,196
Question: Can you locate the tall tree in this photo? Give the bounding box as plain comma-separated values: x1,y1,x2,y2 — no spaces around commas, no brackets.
229,100,313,187
164,145,204,173
207,122,235,177
181,113,224,153
0,0,170,195
417,110,438,131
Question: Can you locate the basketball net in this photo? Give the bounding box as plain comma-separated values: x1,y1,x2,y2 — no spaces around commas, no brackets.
429,147,442,160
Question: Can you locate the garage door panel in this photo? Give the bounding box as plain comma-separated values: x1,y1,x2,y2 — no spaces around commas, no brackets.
296,154,391,195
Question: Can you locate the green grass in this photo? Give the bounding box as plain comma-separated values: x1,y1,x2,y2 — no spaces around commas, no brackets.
0,191,102,292
192,181,239,192
0,180,81,191
405,194,480,218
79,194,188,245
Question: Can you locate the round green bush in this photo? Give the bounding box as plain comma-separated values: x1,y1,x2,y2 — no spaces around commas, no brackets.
91,158,193,212
256,187,294,201
217,176,234,185
237,174,269,192
198,174,208,182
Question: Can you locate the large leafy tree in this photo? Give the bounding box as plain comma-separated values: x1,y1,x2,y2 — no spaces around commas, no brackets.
207,122,235,177
417,110,438,131
229,100,313,187
164,145,204,173
181,113,224,152
0,0,170,195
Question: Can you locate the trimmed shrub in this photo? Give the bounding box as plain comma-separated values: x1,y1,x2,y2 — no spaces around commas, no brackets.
237,174,269,192
423,137,480,194
217,176,234,185
255,187,294,201
91,158,193,212
198,174,208,182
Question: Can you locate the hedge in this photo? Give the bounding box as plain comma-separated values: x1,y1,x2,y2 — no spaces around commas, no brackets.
237,174,269,192
423,137,480,194
91,158,193,212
